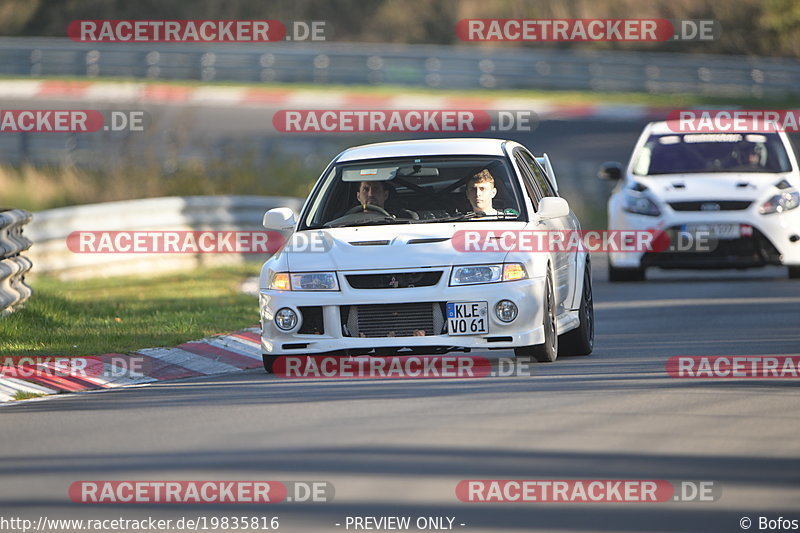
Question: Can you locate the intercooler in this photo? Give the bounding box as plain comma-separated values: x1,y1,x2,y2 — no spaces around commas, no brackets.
341,302,445,338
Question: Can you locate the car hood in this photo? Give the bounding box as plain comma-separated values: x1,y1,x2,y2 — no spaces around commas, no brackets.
632,172,793,201
284,222,525,272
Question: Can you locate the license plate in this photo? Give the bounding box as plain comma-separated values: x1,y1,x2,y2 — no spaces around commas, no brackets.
682,223,741,240
446,301,488,336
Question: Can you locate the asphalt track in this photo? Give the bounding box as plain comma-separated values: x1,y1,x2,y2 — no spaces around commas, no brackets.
2,255,799,533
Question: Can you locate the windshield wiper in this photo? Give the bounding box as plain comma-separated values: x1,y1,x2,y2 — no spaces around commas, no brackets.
415,211,519,223
326,217,413,228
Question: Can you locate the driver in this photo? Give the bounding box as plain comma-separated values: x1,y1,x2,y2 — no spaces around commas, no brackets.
354,180,418,219
465,170,498,215
356,180,389,209
741,144,764,168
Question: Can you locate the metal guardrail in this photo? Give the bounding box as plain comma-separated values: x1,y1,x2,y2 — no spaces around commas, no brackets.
0,209,33,315
0,37,798,97
26,195,303,279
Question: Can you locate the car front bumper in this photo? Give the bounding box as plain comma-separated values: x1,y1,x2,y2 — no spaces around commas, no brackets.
259,271,547,356
609,207,800,269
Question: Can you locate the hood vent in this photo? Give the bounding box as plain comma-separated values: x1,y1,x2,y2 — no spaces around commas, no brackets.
349,240,390,246
407,237,450,244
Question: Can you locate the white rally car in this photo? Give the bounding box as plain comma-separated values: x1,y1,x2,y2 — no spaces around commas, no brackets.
258,138,593,371
600,121,800,281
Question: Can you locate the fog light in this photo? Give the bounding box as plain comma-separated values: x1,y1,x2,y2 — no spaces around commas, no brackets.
495,300,518,323
275,308,298,331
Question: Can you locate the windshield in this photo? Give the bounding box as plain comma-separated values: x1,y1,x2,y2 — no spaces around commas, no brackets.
300,156,525,229
632,133,793,175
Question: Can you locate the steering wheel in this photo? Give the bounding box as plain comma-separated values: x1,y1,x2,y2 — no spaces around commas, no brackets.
345,203,393,218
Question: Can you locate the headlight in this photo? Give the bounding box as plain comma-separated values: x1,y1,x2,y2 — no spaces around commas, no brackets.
622,192,661,216
290,272,339,291
268,272,340,291
759,191,800,214
450,263,528,286
451,265,501,285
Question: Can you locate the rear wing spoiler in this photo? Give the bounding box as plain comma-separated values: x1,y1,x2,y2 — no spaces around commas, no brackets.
535,153,559,194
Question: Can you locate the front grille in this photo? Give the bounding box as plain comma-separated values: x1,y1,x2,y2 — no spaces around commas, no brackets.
341,303,445,338
668,200,752,211
346,271,442,289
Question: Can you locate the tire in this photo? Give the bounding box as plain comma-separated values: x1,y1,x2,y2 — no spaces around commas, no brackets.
515,273,558,363
789,266,800,279
262,354,277,373
608,263,645,282
559,264,594,356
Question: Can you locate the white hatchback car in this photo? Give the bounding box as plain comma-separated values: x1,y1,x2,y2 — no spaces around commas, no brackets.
259,138,593,372
600,121,800,281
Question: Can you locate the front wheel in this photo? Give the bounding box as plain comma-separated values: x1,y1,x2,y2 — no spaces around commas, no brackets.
515,273,558,363
559,264,594,356
789,266,800,279
262,354,277,373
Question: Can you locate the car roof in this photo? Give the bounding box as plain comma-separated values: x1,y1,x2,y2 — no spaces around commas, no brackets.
336,138,509,162
646,120,788,136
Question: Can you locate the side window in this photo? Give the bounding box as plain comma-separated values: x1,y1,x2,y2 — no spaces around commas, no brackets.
513,150,543,211
520,151,556,197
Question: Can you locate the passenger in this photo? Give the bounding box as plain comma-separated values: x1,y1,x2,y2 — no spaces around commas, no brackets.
465,170,498,215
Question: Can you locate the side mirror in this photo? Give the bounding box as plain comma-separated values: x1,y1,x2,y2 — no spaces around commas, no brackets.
537,197,570,220
598,161,624,181
263,207,297,231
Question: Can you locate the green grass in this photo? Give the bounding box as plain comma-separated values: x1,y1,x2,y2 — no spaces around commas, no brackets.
12,390,46,401
4,74,799,108
0,265,261,357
